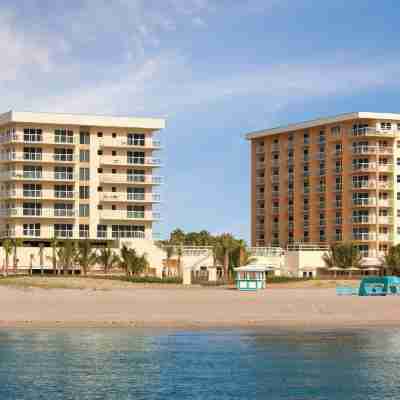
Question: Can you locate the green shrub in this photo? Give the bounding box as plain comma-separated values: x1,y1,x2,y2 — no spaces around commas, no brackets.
266,276,312,284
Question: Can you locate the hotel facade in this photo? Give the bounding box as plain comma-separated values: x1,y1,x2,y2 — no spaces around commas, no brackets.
0,111,164,245
247,112,400,260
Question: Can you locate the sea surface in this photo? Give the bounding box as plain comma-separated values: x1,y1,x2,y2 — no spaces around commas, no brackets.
0,328,399,399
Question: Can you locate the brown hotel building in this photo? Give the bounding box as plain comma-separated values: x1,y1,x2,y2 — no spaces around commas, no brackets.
247,112,400,259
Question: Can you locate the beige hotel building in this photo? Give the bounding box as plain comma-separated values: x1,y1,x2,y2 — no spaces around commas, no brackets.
247,112,400,259
0,111,164,245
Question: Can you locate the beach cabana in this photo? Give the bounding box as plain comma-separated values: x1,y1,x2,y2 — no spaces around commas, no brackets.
359,276,400,296
234,265,272,291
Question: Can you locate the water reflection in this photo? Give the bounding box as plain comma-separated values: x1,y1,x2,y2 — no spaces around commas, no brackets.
0,328,399,399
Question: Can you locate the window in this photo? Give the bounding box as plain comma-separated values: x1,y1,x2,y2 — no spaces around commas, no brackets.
112,205,116,210
98,205,103,210
80,150,90,162
80,131,90,145
54,184,73,198
128,133,145,146
97,224,107,238
79,168,90,181
23,223,40,237
55,166,73,180
23,147,42,161
98,168,103,173
23,202,42,216
23,184,41,198
54,129,74,144
112,169,116,174
127,187,145,200
98,186,103,192
111,224,145,239
97,150,103,155
397,192,400,201
112,187,116,192
127,205,145,218
97,132,103,137
112,133,117,138
79,224,89,238
127,151,145,164
380,122,392,131
54,224,73,238
79,186,89,199
79,204,89,217
112,150,117,156
331,126,340,136
54,203,73,217
54,148,73,161
24,128,42,143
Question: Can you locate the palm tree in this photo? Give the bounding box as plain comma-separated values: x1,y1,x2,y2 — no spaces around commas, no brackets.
322,243,362,271
165,246,174,277
176,245,183,277
29,253,34,276
118,245,148,278
2,239,12,277
39,243,45,275
97,242,119,274
382,244,400,275
119,245,132,278
75,240,97,276
12,238,23,273
50,236,58,275
57,240,77,275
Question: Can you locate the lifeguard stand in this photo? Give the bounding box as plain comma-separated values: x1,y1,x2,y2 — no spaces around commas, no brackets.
234,265,271,291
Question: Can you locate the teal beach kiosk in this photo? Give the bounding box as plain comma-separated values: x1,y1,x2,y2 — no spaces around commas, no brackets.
234,265,271,291
359,276,400,296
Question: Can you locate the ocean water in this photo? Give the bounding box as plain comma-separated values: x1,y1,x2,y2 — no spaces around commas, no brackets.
0,328,399,399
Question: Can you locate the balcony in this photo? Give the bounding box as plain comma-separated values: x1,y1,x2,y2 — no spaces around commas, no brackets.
256,192,265,200
99,192,161,203
99,210,159,221
271,175,280,183
351,146,393,156
256,208,265,217
349,127,396,137
256,177,265,185
351,181,393,190
331,149,343,157
98,138,161,149
352,233,394,241
255,146,264,155
0,171,76,182
271,144,280,153
332,167,343,174
0,133,77,145
99,174,163,185
351,163,393,173
99,156,161,167
0,153,76,163
0,208,75,218
256,161,265,169
352,198,392,208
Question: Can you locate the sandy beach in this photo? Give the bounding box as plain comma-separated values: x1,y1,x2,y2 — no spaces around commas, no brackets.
0,278,399,329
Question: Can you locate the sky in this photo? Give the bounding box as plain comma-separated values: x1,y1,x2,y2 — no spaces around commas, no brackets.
1,0,400,242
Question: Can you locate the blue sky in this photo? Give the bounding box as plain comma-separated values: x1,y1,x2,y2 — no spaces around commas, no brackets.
1,0,400,242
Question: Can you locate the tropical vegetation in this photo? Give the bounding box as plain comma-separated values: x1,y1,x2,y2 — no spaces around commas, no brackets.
382,244,400,275
322,243,362,270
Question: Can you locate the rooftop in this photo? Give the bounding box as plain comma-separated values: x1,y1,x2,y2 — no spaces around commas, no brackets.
0,110,165,130
246,112,400,140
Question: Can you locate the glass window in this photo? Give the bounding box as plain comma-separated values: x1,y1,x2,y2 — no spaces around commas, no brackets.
23,223,40,237
54,148,73,161
23,128,42,143
79,204,89,217
80,131,90,145
80,150,90,162
54,224,73,238
54,129,74,144
79,186,89,199
79,168,90,181
97,224,107,238
79,224,89,238
128,133,145,146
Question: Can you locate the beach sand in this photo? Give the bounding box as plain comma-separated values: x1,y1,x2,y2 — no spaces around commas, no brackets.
0,278,399,329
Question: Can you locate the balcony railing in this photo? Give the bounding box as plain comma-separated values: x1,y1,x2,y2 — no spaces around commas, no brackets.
99,210,159,221
351,146,393,155
99,193,160,202
349,127,396,137
99,156,161,166
0,208,75,218
99,174,162,184
0,153,76,162
351,163,393,173
351,181,393,190
0,133,77,145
